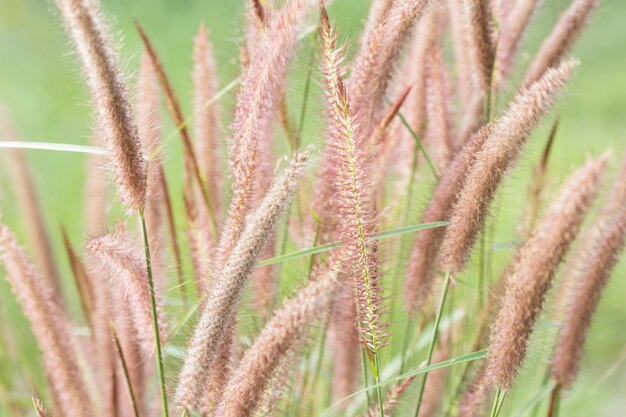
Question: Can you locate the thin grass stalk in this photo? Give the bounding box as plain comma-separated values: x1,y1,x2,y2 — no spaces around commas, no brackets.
110,323,141,417
137,210,169,417
413,271,451,417
520,117,560,239
0,113,62,303
32,396,48,417
61,228,94,328
135,21,217,235
488,387,506,417
158,167,187,297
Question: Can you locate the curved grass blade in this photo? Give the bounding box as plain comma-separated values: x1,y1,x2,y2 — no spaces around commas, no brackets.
258,221,448,267
320,349,488,417
0,141,107,155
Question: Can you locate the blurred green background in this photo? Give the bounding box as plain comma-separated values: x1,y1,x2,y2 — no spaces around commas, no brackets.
1,0,625,415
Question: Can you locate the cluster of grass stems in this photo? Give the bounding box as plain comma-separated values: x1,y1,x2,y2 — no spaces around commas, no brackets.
0,0,624,417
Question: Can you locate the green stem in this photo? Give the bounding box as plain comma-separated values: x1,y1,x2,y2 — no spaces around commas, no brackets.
373,353,385,417
303,308,333,417
547,384,562,417
139,210,169,417
361,349,371,406
388,140,420,334
413,272,451,417
489,387,507,417
396,111,439,181
110,323,141,417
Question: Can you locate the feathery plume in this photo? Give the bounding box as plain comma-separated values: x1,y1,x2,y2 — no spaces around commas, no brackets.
175,150,309,411
0,223,93,417
55,0,146,211
201,326,237,414
490,0,514,25
447,0,473,107
400,5,440,139
320,4,387,355
360,0,394,50
349,0,430,141
464,0,495,95
494,0,542,84
214,263,339,417
0,113,62,303
423,37,454,171
485,155,608,389
217,0,311,268
405,125,491,314
439,60,577,273
136,50,165,266
551,154,626,389
193,24,222,218
523,0,600,86
87,231,167,356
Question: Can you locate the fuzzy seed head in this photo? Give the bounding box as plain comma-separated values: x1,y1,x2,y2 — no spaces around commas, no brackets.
55,0,147,211
485,155,608,389
439,60,577,273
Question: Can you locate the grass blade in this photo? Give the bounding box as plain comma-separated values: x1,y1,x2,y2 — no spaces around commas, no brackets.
259,221,448,267
320,349,488,416
0,141,107,155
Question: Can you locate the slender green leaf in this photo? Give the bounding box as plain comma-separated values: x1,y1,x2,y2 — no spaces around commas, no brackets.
0,141,107,155
259,221,447,267
320,349,488,417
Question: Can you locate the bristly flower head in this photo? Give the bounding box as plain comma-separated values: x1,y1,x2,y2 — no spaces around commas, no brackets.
55,0,147,211
551,152,626,389
0,223,93,417
439,59,578,274
524,0,601,86
87,231,167,356
175,149,309,412
485,155,608,389
319,4,387,355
